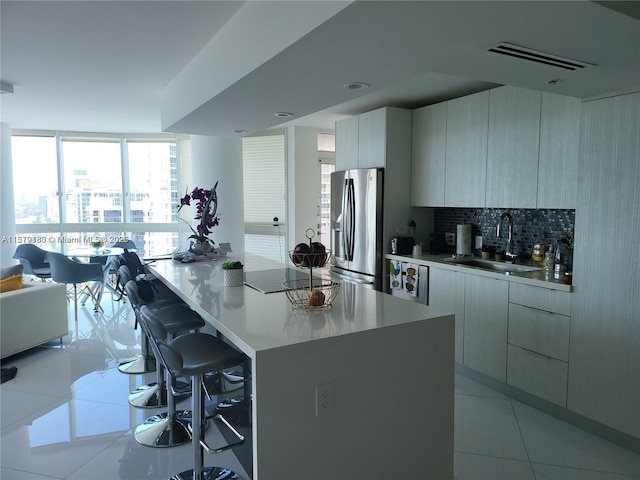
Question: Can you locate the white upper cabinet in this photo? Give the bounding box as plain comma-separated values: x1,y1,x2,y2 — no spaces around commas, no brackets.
486,86,541,208
411,102,447,206
358,109,387,169
335,115,359,171
335,107,410,171
537,92,580,209
445,90,489,207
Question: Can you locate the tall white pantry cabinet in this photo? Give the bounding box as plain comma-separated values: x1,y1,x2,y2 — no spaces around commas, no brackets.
570,91,640,439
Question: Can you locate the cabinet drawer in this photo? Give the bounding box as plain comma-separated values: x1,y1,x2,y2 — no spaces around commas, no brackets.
507,345,568,407
509,283,571,315
508,304,570,361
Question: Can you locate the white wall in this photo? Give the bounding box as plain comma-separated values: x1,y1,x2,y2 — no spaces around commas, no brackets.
286,126,322,249
190,135,244,255
1,123,17,266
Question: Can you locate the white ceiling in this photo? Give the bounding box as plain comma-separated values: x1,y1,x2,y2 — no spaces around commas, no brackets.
1,1,639,136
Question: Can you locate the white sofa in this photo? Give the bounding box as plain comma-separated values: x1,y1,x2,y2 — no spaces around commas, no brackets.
1,282,68,359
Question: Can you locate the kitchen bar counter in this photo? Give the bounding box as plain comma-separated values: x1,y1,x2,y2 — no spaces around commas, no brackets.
387,252,573,292
149,254,454,479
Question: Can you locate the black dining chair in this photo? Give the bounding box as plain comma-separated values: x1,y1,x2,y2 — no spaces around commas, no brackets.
13,244,52,281
45,252,106,321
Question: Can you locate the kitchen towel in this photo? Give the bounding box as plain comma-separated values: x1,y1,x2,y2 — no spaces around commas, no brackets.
404,263,419,297
389,260,402,289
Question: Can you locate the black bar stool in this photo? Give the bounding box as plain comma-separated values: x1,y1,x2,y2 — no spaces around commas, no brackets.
140,305,247,479
125,280,204,410
118,265,187,375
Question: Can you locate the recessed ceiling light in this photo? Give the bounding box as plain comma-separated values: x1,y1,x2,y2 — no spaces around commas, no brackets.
274,112,293,118
344,82,369,91
234,129,247,135
547,79,561,85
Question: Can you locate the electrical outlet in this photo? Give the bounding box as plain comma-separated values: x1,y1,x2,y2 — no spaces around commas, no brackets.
445,232,456,246
315,383,333,417
475,236,483,249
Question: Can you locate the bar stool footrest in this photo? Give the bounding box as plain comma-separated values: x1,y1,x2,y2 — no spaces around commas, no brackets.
190,414,245,454
118,355,155,375
171,467,240,479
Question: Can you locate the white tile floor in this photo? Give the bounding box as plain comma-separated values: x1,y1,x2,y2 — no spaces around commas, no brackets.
1,285,639,480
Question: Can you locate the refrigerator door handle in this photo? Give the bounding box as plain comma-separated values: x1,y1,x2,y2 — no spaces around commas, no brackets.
348,179,356,260
342,179,350,261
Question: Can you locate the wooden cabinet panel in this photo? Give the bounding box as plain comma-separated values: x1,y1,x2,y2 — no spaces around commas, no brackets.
445,91,489,207
537,92,580,209
508,304,570,361
509,283,571,316
335,116,359,171
507,345,568,407
463,274,508,381
486,86,541,208
411,103,446,206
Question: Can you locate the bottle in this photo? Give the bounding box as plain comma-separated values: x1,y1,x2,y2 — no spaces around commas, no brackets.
531,242,544,266
408,220,416,242
554,242,569,279
544,244,555,274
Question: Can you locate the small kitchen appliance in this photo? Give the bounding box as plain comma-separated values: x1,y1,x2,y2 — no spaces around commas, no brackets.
392,236,415,255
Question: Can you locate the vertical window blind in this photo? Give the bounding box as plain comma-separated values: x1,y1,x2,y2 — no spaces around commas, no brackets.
243,133,286,262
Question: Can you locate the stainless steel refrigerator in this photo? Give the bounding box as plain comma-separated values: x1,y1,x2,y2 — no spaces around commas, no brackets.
330,168,384,290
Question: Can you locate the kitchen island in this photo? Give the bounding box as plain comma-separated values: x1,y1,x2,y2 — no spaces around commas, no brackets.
149,254,454,480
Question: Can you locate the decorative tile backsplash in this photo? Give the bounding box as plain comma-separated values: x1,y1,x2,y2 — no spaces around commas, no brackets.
433,208,575,258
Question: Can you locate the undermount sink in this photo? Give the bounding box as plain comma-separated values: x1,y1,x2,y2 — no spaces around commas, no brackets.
447,258,542,274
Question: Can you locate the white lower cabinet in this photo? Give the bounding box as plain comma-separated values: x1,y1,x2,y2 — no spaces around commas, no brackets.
507,284,572,406
427,267,573,404
428,268,466,364
463,275,508,381
507,345,568,407
508,303,570,361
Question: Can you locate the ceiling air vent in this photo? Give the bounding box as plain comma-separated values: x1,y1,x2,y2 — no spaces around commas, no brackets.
486,42,594,71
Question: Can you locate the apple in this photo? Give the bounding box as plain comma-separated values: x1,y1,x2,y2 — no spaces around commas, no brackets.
292,242,311,264
309,241,328,267
308,289,325,307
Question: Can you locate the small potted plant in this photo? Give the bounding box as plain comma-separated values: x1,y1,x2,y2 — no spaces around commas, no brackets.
222,260,244,287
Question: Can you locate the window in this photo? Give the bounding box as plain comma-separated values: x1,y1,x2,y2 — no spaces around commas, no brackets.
61,138,122,224
11,132,184,258
12,135,59,224
127,140,177,223
319,161,335,247
318,133,336,247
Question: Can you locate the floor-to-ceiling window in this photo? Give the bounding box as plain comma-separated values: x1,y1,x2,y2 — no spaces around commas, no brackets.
10,131,184,258
318,133,335,248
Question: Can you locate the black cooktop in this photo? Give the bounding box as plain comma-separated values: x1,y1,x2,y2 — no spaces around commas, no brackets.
243,268,319,294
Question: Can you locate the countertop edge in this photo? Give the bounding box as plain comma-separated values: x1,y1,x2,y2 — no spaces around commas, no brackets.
386,253,573,292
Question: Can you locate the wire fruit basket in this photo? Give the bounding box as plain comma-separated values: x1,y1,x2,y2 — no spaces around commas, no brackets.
283,278,340,309
285,228,340,309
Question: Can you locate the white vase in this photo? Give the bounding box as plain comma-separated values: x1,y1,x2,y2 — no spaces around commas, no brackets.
224,268,244,287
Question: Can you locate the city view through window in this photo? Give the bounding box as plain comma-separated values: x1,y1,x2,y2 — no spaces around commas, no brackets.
10,132,335,261
11,134,179,258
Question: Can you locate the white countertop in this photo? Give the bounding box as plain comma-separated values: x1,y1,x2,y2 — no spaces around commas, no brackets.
149,254,451,357
386,253,573,292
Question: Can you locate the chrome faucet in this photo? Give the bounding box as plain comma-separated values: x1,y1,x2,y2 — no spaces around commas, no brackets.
496,212,517,263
